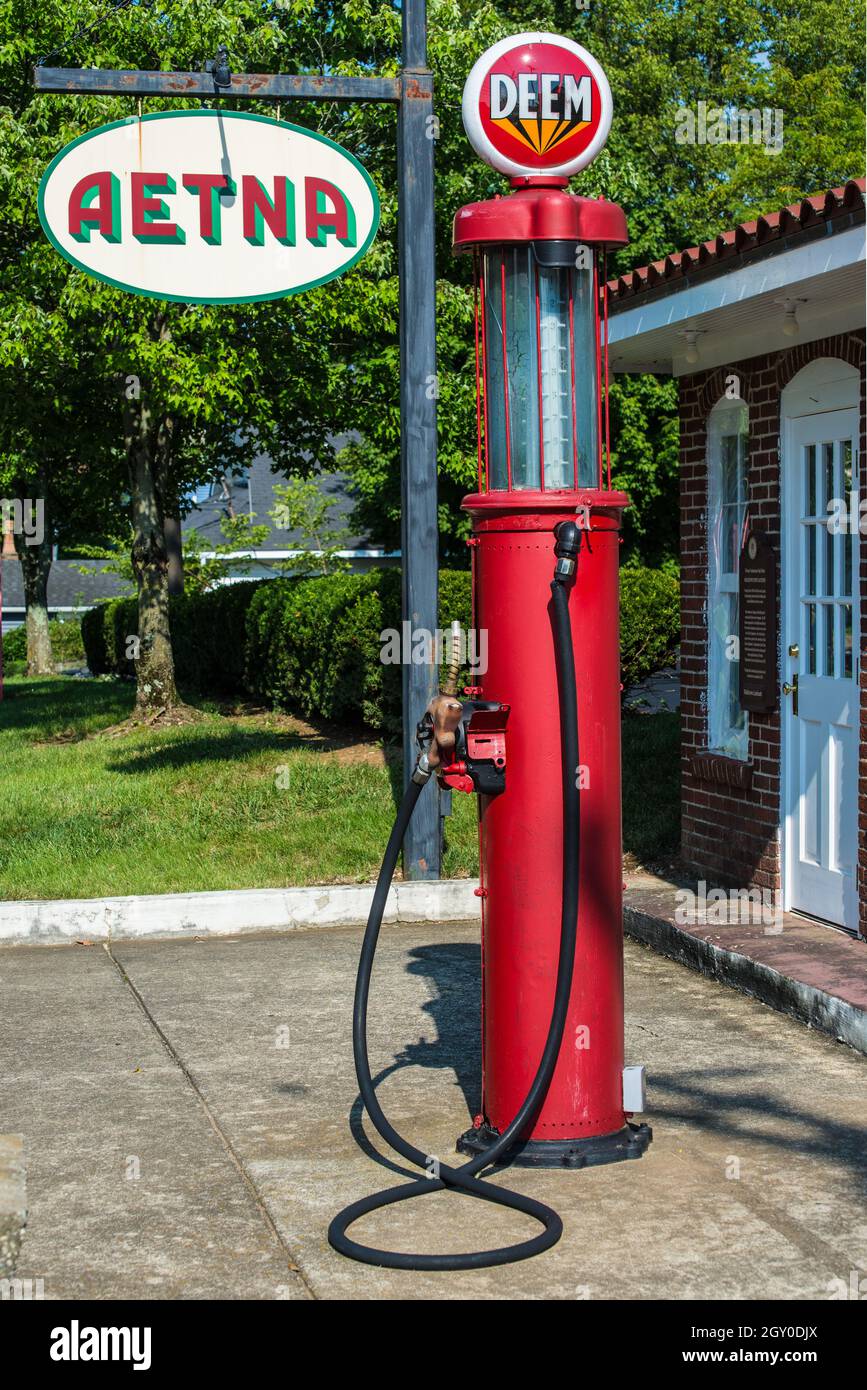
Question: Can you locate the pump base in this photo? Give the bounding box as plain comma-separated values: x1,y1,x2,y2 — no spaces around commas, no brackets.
456,1120,652,1169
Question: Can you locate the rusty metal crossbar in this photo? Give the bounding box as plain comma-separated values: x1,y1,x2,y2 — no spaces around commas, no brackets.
33,66,403,102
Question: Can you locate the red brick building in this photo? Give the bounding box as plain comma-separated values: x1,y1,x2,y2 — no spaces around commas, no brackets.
609,181,865,937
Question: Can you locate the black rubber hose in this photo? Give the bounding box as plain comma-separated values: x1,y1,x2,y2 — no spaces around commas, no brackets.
328,570,580,1271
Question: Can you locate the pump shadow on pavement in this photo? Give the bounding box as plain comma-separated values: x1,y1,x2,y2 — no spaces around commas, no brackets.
349,941,482,1178
649,1067,867,1199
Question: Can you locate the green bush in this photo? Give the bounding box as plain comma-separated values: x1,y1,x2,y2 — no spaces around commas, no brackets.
245,569,404,729
82,586,262,692
51,616,86,663
619,566,680,691
77,563,679,723
1,624,27,664
80,605,108,674
171,581,261,693
3,616,85,668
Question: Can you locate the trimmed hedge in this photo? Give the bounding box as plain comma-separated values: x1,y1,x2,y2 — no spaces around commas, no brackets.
80,564,678,725
245,569,401,727
2,616,86,667
619,566,680,691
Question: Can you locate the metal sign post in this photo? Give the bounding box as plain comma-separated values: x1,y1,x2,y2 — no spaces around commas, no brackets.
33,0,440,876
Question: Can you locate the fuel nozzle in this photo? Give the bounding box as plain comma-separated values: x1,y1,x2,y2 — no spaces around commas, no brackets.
553,520,582,582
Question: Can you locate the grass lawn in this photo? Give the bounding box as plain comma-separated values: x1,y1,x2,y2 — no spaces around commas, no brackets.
0,677,680,900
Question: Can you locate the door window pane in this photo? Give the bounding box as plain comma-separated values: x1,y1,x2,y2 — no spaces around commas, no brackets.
822,442,834,511
806,603,817,674
823,605,835,678
806,524,817,594
805,444,817,516
824,524,835,597
842,440,852,494
841,605,853,679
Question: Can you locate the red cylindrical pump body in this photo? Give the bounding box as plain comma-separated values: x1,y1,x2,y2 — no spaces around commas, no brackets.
465,488,627,1141
452,182,642,1155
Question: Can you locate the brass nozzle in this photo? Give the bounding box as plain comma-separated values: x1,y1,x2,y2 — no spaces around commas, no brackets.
424,693,463,769
442,619,462,698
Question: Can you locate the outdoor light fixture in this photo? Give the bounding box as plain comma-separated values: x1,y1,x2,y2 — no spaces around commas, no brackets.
680,327,705,364
775,296,806,338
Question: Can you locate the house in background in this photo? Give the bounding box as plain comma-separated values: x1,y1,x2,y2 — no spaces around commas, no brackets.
1,442,394,632
0,556,131,635
609,179,865,938
184,444,398,580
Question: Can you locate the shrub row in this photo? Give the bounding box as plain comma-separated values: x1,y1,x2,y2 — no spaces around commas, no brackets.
80,564,679,726
619,565,680,690
2,616,85,667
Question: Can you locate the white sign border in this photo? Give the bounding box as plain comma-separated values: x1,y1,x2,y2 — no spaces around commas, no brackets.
37,109,381,305
461,32,613,178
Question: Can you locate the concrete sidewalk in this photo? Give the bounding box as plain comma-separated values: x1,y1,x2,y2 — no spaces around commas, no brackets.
624,873,867,1054
1,926,865,1300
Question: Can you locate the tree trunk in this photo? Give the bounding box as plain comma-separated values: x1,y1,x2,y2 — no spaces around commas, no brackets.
126,398,179,715
17,533,55,676
164,510,184,595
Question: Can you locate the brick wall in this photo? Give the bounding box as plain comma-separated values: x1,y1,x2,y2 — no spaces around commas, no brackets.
677,332,866,933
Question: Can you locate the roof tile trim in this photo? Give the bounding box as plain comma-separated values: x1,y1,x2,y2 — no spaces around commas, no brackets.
608,179,866,304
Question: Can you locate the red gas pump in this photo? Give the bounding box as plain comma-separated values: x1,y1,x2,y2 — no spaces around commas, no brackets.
447,181,650,1169
330,33,650,1272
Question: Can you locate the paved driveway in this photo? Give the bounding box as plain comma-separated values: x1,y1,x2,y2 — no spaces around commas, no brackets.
1,926,865,1300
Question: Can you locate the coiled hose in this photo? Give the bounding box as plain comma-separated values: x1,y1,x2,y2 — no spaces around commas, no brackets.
327,565,579,1271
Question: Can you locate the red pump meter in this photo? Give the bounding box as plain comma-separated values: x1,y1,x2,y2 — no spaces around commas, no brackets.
449,34,652,1168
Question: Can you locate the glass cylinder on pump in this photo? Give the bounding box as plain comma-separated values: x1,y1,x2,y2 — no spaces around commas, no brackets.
481,241,599,492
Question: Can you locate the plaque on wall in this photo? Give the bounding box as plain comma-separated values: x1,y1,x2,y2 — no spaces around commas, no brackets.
738,529,777,712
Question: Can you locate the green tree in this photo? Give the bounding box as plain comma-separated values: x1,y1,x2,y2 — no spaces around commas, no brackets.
337,0,864,562
0,342,124,674
0,0,348,715
270,475,353,576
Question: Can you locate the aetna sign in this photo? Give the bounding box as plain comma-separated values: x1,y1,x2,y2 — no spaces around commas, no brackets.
462,33,612,178
39,112,380,304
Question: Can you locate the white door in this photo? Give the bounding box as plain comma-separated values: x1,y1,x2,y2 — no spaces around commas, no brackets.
783,409,859,931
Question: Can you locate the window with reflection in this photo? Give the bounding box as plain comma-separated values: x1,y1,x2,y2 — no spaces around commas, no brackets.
707,397,749,758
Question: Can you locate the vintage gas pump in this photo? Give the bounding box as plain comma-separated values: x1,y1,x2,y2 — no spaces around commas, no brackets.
330,34,650,1272
449,179,652,1169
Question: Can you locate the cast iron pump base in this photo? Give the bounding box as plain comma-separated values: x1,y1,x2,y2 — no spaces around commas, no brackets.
456,1119,653,1169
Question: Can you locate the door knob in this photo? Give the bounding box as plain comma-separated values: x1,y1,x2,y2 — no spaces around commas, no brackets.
788,643,799,658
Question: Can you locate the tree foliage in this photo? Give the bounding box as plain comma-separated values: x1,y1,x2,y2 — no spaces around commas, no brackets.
0,0,863,601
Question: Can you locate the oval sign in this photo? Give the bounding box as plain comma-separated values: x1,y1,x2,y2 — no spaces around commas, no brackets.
462,33,612,178
38,111,380,304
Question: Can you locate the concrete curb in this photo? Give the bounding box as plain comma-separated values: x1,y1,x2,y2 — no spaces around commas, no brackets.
0,1135,26,1281
0,880,482,947
624,904,867,1055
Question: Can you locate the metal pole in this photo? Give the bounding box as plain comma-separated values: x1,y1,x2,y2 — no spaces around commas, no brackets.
398,0,440,878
